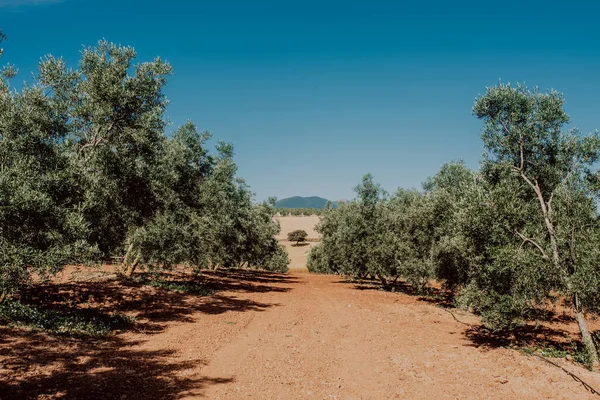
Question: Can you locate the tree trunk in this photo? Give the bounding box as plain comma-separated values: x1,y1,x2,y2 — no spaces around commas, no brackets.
124,256,139,278
122,242,138,278
378,274,388,288
518,166,599,366
535,187,560,266
573,294,599,368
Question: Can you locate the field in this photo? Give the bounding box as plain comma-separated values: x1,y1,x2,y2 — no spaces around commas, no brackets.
275,216,321,271
274,215,321,240
2,216,600,399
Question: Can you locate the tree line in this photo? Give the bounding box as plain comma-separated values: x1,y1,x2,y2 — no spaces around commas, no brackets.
0,36,288,302
308,83,600,367
276,208,327,216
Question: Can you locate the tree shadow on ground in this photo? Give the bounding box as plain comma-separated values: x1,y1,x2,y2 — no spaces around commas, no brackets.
290,242,310,247
0,269,298,398
462,323,595,370
198,269,299,293
12,269,293,336
0,328,232,399
202,269,300,285
464,324,575,351
340,276,454,307
443,300,589,359
338,275,587,359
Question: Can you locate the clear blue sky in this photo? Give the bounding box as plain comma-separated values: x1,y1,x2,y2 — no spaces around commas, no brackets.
1,0,599,201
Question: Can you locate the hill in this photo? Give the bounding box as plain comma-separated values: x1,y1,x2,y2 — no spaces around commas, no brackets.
276,196,337,209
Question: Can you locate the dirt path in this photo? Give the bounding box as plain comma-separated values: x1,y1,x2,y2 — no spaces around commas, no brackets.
3,271,600,399
194,273,600,399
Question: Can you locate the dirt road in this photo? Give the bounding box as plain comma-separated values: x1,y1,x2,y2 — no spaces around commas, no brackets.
3,271,600,399
196,273,600,399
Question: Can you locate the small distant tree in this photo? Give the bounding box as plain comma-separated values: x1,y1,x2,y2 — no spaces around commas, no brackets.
288,229,308,246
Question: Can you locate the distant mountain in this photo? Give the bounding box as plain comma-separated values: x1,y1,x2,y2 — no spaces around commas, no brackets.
276,196,337,209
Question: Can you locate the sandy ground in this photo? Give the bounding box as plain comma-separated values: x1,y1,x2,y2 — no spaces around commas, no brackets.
3,272,600,399
276,216,321,272
281,241,317,272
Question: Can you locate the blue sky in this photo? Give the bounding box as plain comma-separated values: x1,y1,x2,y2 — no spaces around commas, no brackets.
1,0,599,201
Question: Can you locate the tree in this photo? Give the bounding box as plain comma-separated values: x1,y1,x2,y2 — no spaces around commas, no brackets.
0,32,96,300
308,174,403,287
37,41,289,277
387,188,433,291
121,129,289,274
421,161,476,291
472,83,600,366
288,230,308,246
1,36,288,297
37,40,172,277
122,121,215,273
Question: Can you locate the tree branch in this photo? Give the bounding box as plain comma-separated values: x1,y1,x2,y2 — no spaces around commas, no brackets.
498,117,526,172
79,122,113,152
532,354,600,396
515,230,549,260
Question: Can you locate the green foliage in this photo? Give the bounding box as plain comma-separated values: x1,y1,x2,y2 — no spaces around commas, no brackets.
288,229,308,245
0,300,134,339
277,208,324,216
0,34,98,296
130,274,213,296
469,84,600,365
38,41,173,259
308,174,405,286
308,83,600,364
309,167,473,291
260,244,290,272
0,37,288,298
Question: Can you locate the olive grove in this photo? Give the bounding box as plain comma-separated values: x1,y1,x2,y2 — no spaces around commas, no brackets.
308,83,600,366
0,35,288,300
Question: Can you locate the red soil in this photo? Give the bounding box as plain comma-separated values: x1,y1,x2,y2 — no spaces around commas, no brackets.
2,270,600,399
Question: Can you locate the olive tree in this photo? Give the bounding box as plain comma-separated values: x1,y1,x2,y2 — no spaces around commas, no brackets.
1,36,288,292
308,174,402,286
115,125,289,274
421,161,477,290
38,40,172,276
0,32,96,300
122,121,215,273
386,188,433,290
472,83,600,366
